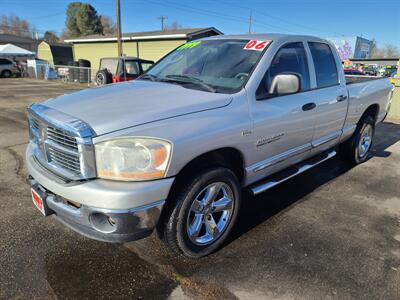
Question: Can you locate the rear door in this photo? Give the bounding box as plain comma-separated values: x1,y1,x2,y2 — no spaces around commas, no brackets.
248,42,317,180
307,42,348,153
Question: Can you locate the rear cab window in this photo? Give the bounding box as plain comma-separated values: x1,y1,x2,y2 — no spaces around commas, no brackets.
308,42,339,88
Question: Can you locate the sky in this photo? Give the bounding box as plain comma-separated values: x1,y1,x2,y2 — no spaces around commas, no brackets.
1,0,400,48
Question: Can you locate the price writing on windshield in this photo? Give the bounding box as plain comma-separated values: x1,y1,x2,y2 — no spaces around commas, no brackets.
244,40,271,51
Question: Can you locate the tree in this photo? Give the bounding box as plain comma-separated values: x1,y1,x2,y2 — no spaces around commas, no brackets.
76,3,103,36
65,2,103,38
382,44,400,58
370,38,400,58
65,2,82,38
44,31,59,43
100,16,116,35
0,15,33,37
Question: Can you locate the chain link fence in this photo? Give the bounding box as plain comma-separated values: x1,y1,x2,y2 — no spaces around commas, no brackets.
54,65,99,86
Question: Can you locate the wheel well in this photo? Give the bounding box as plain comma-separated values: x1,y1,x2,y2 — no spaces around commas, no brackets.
174,148,245,185
361,104,379,123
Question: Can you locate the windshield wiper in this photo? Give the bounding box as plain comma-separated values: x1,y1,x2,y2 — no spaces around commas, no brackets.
138,73,158,81
163,74,216,93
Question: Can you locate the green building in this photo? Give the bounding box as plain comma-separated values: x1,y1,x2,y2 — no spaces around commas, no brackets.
64,27,222,69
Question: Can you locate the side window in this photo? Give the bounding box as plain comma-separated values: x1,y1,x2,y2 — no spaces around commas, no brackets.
0,59,9,65
308,42,339,88
257,42,310,98
124,61,139,75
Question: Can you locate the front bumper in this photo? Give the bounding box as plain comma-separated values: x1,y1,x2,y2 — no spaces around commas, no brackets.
26,143,175,243
29,176,164,243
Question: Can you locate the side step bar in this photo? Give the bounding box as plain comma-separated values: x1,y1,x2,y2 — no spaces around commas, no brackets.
250,150,337,195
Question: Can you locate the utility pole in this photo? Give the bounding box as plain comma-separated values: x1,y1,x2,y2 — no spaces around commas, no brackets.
248,10,253,34
158,16,168,31
116,0,123,57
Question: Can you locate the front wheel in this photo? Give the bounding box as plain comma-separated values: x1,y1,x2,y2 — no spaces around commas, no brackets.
1,70,12,78
162,167,241,258
339,115,375,164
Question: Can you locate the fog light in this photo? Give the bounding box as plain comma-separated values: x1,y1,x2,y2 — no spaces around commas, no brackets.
90,213,117,233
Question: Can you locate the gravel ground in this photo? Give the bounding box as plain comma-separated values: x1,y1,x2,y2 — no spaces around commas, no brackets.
0,78,399,300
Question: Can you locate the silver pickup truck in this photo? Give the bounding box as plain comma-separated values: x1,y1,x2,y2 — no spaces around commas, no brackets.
26,34,394,257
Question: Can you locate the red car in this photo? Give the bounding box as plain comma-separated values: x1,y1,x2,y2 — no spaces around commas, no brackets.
95,57,154,86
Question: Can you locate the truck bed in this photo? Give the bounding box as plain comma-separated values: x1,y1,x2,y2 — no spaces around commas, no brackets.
345,75,386,85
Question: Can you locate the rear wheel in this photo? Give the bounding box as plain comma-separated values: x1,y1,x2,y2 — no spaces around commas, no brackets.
95,69,111,86
1,70,12,78
339,115,375,164
162,167,241,257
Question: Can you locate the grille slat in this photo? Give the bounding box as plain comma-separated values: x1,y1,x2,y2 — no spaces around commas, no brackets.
48,151,80,167
30,118,39,131
47,127,78,150
48,147,81,174
47,134,78,149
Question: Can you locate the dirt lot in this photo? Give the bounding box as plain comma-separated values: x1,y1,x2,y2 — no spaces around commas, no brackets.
1,78,400,299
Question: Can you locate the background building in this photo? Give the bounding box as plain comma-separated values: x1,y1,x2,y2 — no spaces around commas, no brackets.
0,33,39,52
327,36,373,61
64,27,222,69
37,41,73,65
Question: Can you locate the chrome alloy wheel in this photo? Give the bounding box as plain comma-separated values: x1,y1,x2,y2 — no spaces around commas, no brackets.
186,182,234,246
358,124,373,158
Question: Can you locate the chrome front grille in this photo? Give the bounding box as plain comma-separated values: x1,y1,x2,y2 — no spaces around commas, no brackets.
47,126,78,151
48,146,81,174
27,103,96,180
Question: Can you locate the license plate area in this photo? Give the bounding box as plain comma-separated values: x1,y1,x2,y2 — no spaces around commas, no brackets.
31,185,54,216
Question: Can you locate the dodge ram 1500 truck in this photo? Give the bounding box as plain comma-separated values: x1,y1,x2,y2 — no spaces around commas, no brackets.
26,34,394,257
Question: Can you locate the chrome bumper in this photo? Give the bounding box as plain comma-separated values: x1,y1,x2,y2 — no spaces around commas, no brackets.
26,142,174,243
28,176,165,243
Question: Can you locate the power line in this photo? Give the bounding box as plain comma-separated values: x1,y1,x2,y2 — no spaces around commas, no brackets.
218,0,341,36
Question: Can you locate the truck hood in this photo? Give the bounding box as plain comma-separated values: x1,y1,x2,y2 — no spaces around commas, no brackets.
44,80,232,136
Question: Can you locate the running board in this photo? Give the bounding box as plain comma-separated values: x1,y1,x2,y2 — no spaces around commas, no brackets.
250,150,337,195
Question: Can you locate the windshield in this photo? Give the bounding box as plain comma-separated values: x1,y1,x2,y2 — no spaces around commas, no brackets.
141,39,270,93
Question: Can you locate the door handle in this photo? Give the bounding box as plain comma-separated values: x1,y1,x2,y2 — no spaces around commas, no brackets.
336,95,348,102
302,102,316,111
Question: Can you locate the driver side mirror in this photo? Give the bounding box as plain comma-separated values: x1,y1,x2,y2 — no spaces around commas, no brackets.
269,74,300,95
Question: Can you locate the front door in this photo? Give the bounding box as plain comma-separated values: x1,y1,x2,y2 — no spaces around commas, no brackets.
248,42,317,182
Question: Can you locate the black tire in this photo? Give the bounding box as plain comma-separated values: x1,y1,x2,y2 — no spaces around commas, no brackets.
1,70,12,78
161,167,241,258
95,69,111,86
339,115,375,164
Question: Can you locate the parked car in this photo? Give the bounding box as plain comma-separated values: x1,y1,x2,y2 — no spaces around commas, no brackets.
0,58,19,78
344,69,367,76
95,56,154,86
26,34,394,257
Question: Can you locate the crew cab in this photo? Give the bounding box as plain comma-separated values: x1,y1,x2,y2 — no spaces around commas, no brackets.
26,34,394,257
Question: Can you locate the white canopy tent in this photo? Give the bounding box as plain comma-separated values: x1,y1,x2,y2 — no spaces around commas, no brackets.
0,43,35,57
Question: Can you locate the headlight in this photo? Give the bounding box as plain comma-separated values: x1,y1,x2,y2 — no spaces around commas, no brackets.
95,138,172,181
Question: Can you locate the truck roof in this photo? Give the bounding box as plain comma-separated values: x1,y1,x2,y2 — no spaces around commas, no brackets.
202,33,328,44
